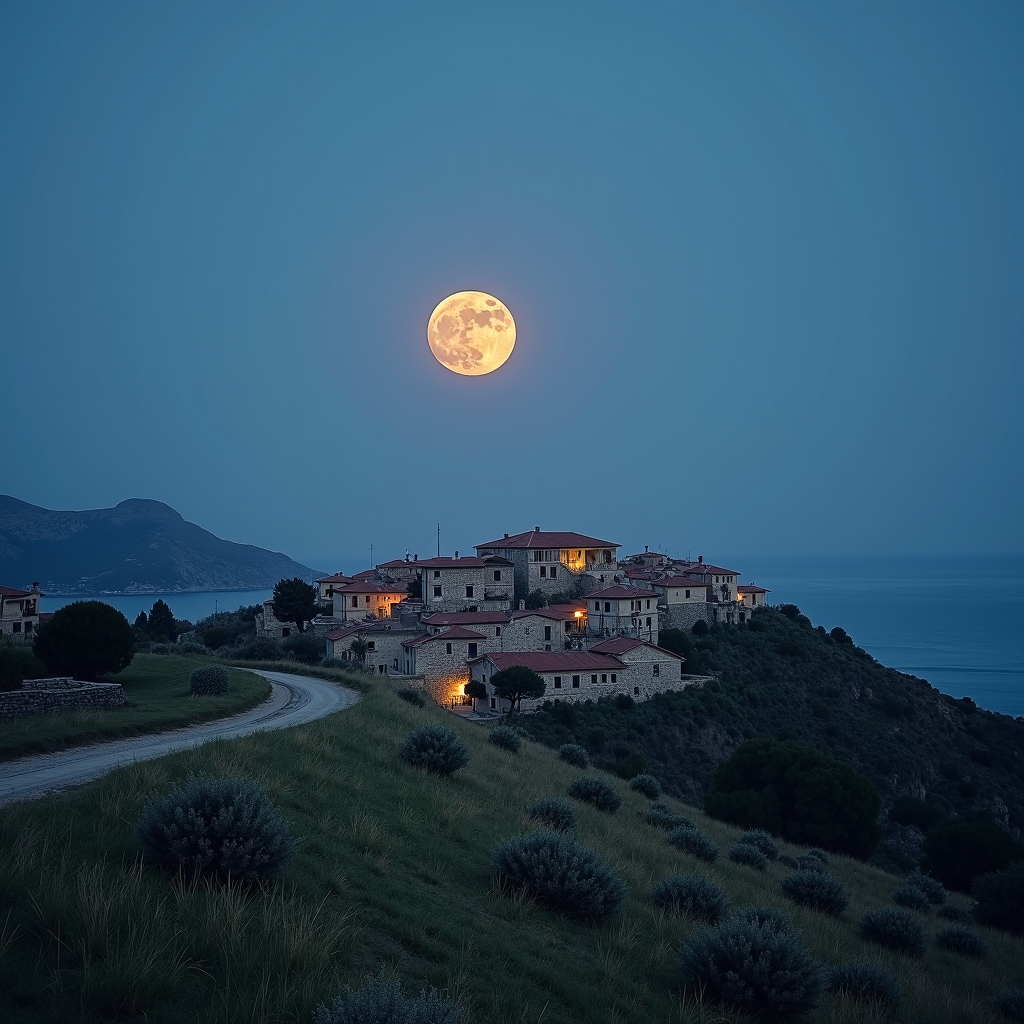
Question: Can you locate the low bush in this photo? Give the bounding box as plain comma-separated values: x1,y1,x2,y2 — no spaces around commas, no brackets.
679,909,823,1018
859,907,926,957
232,635,283,661
136,774,296,880
938,904,973,923
779,854,799,869
491,830,626,920
781,870,849,915
972,860,1024,934
825,960,901,1011
0,641,48,691
313,970,462,1024
666,825,718,863
733,906,795,932
891,883,931,913
644,803,693,830
189,665,229,695
904,868,946,905
567,775,621,813
629,774,662,799
804,847,829,865
991,988,1024,1022
526,798,577,833
558,743,590,768
399,725,470,776
935,925,986,958
738,829,779,861
488,726,521,753
795,854,828,874
396,687,427,707
728,843,768,871
651,872,729,922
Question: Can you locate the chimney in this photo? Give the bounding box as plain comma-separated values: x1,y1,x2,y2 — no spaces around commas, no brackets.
455,550,459,559
405,551,410,562
32,582,40,595
534,526,540,532
644,545,648,553
504,533,509,538
414,554,418,561
698,555,703,564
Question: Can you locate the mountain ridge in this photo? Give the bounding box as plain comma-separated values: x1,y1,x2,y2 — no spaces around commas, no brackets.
0,495,323,594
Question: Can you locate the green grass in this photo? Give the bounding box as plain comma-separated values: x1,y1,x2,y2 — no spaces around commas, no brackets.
0,654,271,761
1,675,1020,1023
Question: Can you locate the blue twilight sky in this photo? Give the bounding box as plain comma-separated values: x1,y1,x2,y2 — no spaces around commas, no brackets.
1,2,1022,570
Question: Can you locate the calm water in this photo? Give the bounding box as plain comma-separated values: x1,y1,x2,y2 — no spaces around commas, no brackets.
725,554,1024,718
40,555,1024,718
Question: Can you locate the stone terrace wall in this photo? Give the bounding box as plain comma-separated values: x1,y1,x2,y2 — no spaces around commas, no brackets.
0,678,126,719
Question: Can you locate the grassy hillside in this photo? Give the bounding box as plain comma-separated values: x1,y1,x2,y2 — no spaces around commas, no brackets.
518,608,1024,871
1,668,1020,1024
0,655,271,761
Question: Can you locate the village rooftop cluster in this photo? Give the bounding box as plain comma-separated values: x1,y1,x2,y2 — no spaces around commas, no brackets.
258,529,771,715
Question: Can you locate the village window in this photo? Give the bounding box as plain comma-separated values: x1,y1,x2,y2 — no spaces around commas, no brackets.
434,570,441,578
12,622,21,633
554,676,562,688
646,617,651,628
367,641,376,651
572,675,580,688
490,697,496,709
25,622,32,633
468,643,477,658
685,590,690,598
591,674,597,685
653,663,660,676
601,673,607,683
611,673,616,683
351,596,359,607
433,585,442,597
604,602,611,613
634,687,640,695
466,586,474,598
680,664,685,678
646,600,650,609
495,626,501,636
446,643,452,654
544,626,551,641
493,570,501,581
540,566,546,577
594,601,600,611
550,566,557,579
545,644,551,651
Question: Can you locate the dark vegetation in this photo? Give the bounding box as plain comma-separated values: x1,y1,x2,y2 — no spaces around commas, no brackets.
489,665,546,714
515,606,1024,878
313,972,461,1024
487,725,521,752
33,600,135,680
566,775,621,813
272,577,320,634
859,907,927,957
189,665,229,695
825,960,901,1010
398,725,470,776
651,872,730,922
973,860,1024,934
0,638,48,691
526,797,577,833
780,870,850,915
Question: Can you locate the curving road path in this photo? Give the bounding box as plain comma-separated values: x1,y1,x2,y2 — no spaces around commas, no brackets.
0,670,360,807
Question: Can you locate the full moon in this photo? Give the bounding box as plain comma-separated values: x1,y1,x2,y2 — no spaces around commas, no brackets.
427,290,516,375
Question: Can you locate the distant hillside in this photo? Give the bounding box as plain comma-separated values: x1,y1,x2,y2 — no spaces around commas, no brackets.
0,495,323,594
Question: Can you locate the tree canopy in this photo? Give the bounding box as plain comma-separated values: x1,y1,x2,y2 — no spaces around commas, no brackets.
491,665,546,714
705,738,881,859
923,822,1023,892
272,578,319,633
146,599,176,640
33,600,135,681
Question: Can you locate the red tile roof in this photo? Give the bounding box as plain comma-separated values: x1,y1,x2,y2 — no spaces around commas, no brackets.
403,625,487,647
652,576,710,589
336,581,407,595
590,637,684,660
325,620,418,641
510,607,566,621
316,572,354,584
351,569,379,580
475,530,619,551
0,585,33,598
588,585,659,600
422,611,509,626
544,602,588,618
411,555,512,569
738,584,770,593
680,563,740,577
377,559,412,568
472,651,625,673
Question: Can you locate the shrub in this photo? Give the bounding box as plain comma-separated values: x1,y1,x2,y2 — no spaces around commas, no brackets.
189,665,229,696
922,821,1022,891
891,883,931,913
679,910,823,1018
489,726,521,752
0,641,48,692
729,843,768,871
705,738,881,859
889,794,947,833
781,871,849,915
178,640,209,655
652,873,729,922
733,906,795,932
234,635,283,661
991,988,1024,1022
859,907,926,957
938,904,974,923
558,743,590,768
313,970,461,1024
904,868,946,905
667,825,719,863
399,725,470,776
526,798,577,833
396,687,427,707
935,924,985,958
491,830,626,920
738,829,779,861
629,774,662,799
149,643,171,655
280,632,324,664
825,961,901,1010
794,854,828,874
490,665,546,713
778,854,799,869
691,620,709,636
972,860,1024,934
33,600,135,680
804,847,829,865
567,775,621,813
136,774,296,880
644,803,693,830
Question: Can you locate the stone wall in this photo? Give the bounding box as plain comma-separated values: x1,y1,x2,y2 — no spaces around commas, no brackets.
0,678,126,719
660,602,712,631
420,566,513,613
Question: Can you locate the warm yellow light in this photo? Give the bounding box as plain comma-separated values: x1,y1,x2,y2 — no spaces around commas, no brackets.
574,610,583,618
427,291,516,375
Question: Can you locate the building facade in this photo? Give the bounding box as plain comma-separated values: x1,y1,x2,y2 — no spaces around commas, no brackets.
586,585,659,644
413,555,514,613
0,583,40,640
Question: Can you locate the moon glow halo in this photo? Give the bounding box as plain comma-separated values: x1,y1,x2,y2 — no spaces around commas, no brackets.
427,291,516,376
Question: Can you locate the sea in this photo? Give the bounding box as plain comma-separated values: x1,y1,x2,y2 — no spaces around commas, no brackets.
40,554,1024,718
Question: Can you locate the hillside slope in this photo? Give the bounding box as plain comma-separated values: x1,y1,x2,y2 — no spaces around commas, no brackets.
518,608,1024,871
0,669,1021,1023
0,495,322,593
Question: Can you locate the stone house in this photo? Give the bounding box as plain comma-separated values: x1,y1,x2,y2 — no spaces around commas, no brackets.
315,572,353,602
621,546,671,570
0,583,40,640
421,610,508,639
503,602,588,651
325,620,420,674
586,585,659,644
589,636,688,698
474,528,619,602
376,557,422,583
413,555,514,613
400,625,502,705
334,580,407,622
737,584,770,622
650,575,712,631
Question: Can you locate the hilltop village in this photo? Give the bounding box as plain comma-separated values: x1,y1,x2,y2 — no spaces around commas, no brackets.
256,529,770,714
